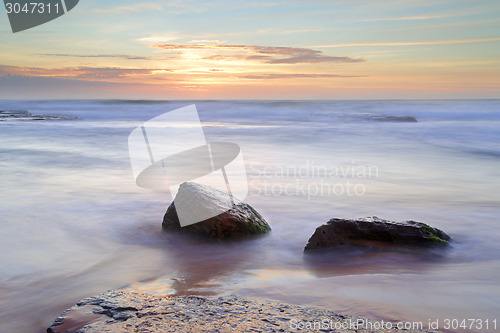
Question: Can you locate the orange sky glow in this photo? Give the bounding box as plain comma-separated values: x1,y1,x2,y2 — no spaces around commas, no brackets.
1,0,499,99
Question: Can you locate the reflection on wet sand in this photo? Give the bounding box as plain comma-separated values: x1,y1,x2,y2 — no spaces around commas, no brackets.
302,248,449,278
128,232,265,296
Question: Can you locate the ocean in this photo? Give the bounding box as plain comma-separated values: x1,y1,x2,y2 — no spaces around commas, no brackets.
1,100,499,332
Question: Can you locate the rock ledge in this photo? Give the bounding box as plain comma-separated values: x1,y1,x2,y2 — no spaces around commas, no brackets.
0,109,79,121
48,290,438,333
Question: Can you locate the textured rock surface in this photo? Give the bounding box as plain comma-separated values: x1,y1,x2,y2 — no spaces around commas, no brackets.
305,216,451,251
47,290,438,333
0,109,79,121
163,182,271,240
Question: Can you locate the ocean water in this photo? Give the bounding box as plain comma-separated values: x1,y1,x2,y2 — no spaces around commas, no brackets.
0,100,499,332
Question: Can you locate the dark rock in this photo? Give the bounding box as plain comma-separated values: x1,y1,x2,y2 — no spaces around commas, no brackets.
162,182,270,240
351,113,418,122
0,110,30,118
0,109,79,121
371,115,418,122
31,113,80,120
305,216,451,251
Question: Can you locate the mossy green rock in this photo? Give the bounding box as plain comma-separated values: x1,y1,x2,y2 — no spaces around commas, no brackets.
305,216,451,251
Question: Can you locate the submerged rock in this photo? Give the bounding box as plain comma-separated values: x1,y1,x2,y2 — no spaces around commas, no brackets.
351,113,418,123
30,113,80,120
370,114,418,122
162,182,270,240
47,290,435,333
0,109,79,121
0,110,30,118
305,216,451,251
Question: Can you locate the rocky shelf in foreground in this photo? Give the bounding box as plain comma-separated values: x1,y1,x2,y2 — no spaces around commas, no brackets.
47,290,438,333
0,110,80,121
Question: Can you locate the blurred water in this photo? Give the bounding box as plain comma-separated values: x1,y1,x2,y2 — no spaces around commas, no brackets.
0,100,499,332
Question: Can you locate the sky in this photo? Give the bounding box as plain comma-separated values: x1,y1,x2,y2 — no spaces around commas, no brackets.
0,0,499,99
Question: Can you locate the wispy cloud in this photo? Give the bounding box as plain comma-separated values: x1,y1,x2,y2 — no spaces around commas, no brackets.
365,8,500,22
240,73,362,79
236,1,289,8
137,27,324,45
152,44,364,64
94,3,163,13
0,65,166,80
94,1,209,14
366,14,448,21
137,33,182,44
73,67,166,79
38,53,153,60
189,40,227,44
255,27,325,34
314,37,500,48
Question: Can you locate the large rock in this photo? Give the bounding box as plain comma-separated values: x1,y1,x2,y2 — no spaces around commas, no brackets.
48,290,435,333
162,182,270,240
305,216,451,251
